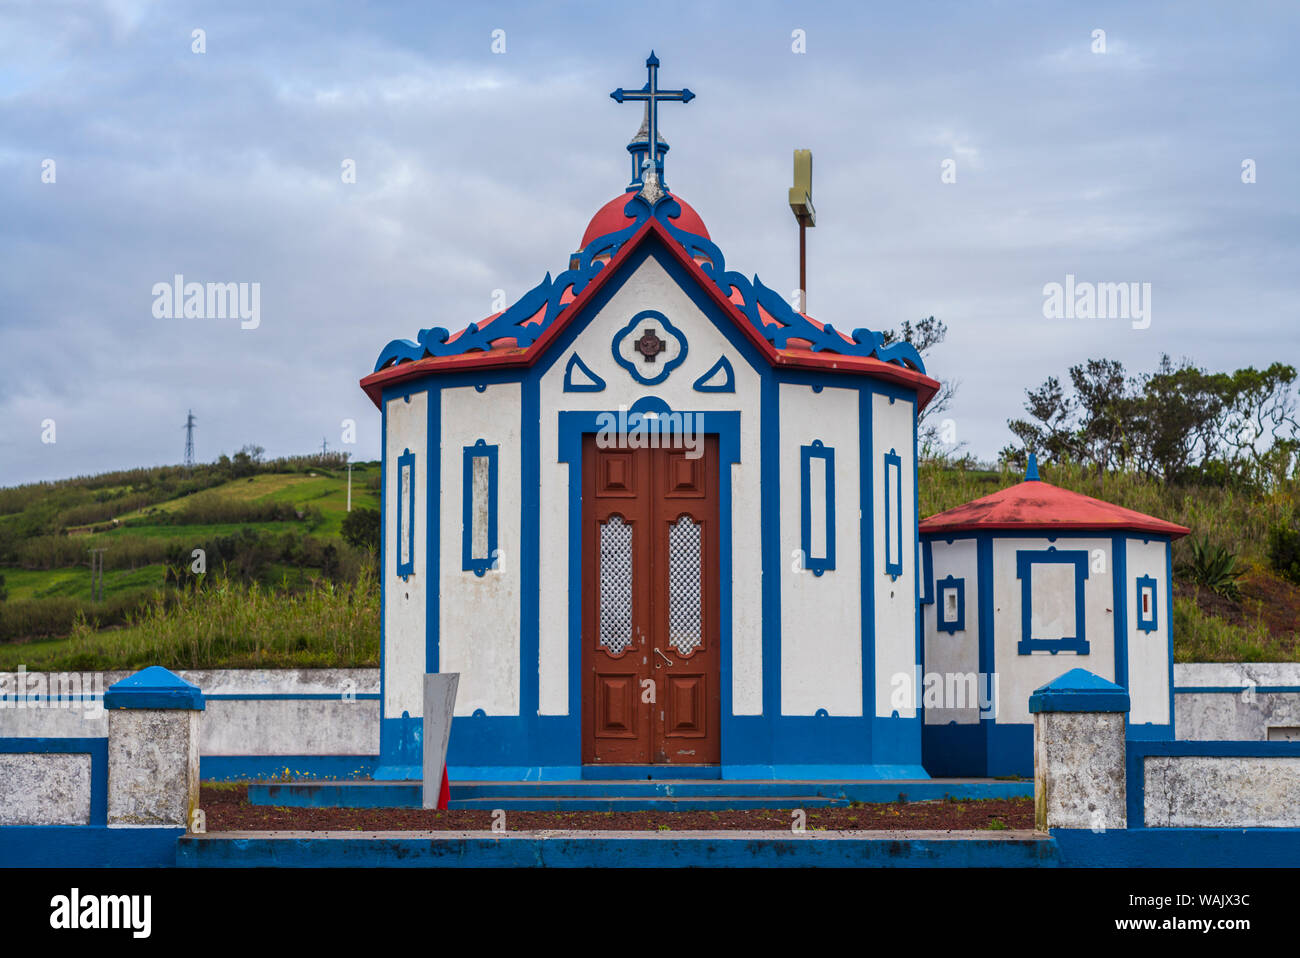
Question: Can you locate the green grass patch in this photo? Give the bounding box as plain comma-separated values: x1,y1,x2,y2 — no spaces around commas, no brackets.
0,568,379,672
1173,595,1279,662
1,564,167,601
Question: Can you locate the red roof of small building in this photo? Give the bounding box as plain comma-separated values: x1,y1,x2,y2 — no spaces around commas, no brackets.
919,476,1190,539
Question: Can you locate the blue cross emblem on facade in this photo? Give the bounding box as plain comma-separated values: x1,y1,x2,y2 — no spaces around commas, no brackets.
611,52,695,202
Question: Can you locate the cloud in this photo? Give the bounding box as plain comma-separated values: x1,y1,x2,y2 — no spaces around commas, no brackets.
0,0,1297,484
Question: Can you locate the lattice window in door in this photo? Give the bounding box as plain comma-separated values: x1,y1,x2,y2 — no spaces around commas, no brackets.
668,515,702,654
599,516,634,654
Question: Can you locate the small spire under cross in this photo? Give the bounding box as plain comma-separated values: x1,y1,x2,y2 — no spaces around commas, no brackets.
611,51,694,200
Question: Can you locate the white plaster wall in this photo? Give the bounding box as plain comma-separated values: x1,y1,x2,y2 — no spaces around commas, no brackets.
537,256,763,716
779,383,862,716
0,754,92,825
0,670,378,751
1175,663,1300,740
923,538,981,725
1125,537,1171,727
440,383,523,716
384,391,428,719
872,393,917,718
1144,755,1300,827
991,537,1114,724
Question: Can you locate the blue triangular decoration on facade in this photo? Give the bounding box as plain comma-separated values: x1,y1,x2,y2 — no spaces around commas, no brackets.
692,355,735,393
563,353,606,392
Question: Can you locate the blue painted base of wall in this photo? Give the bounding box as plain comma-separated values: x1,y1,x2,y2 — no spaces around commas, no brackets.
724,764,930,781
987,724,1034,778
0,826,183,868
581,764,720,780
924,722,1176,778
375,763,931,783
922,722,1033,778
922,723,986,777
201,755,377,781
377,765,584,781
374,763,418,781
178,831,1056,867
1126,723,1174,741
376,714,929,780
1053,828,1300,867
251,782,423,808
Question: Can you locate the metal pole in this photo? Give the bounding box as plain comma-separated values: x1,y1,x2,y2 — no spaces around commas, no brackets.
799,222,807,313
347,461,353,513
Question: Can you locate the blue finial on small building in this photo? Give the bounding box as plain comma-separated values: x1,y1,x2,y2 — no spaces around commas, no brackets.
1024,452,1040,482
611,52,695,199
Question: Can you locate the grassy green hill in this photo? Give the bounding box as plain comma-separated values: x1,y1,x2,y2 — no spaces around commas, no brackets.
0,456,1295,670
0,454,380,658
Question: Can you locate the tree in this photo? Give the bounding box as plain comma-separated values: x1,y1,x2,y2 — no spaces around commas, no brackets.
1004,375,1075,466
1131,356,1227,481
1217,363,1300,486
1069,358,1132,474
1003,354,1299,487
880,316,963,459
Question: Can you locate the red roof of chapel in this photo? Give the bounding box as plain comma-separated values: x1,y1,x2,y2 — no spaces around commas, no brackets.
360,198,941,409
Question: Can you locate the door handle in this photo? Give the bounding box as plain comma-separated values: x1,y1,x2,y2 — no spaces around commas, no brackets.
653,648,674,668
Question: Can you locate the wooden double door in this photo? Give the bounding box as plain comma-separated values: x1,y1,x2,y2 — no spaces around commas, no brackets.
581,435,721,766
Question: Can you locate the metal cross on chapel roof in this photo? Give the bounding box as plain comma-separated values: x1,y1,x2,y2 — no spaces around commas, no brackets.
610,52,694,203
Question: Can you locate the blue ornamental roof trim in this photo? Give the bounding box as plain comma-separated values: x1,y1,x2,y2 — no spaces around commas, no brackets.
373,191,926,375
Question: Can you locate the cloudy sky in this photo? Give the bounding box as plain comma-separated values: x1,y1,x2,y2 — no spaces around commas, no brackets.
2,0,1296,486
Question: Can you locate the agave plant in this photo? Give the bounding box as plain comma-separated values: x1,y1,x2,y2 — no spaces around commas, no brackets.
1182,535,1244,600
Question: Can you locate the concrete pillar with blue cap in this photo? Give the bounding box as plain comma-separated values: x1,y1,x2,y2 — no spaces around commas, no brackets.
103,666,205,828
1029,668,1128,831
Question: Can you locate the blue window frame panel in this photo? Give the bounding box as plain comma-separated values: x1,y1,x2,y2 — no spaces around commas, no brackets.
936,574,965,634
1136,574,1158,633
395,448,416,579
883,449,903,578
1016,548,1090,655
462,439,499,576
799,440,836,575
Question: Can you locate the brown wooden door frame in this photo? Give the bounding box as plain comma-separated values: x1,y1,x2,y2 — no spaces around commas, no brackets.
581,435,721,765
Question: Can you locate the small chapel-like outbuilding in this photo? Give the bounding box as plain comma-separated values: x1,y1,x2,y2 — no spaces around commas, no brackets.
919,456,1189,778
359,54,940,780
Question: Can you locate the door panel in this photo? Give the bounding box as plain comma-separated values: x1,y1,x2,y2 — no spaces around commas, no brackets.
582,436,721,765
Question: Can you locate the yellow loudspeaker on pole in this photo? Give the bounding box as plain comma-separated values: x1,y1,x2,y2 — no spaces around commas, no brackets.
789,149,814,313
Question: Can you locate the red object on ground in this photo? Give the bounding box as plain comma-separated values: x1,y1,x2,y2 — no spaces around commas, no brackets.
438,767,450,810
920,477,1190,538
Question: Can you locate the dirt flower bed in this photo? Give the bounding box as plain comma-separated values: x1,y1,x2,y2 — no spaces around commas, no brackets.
200,784,1033,832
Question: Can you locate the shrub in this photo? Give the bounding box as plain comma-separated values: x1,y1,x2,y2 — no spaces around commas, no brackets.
0,589,166,643
1268,520,1300,585
341,507,380,553
1181,535,1245,600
